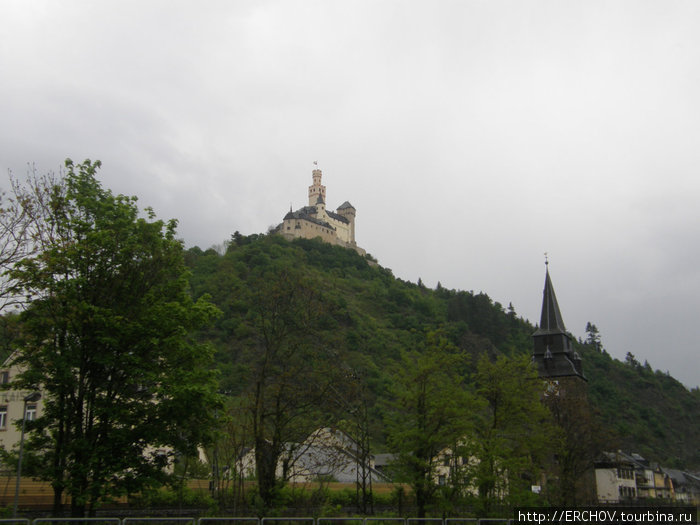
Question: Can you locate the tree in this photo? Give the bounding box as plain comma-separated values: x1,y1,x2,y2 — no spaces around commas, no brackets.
470,354,558,513
384,331,473,518
544,379,608,505
584,322,601,351
9,159,221,516
625,352,640,368
234,264,342,509
0,166,64,311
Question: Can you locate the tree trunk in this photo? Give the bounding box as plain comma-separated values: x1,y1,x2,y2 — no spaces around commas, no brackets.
255,439,279,509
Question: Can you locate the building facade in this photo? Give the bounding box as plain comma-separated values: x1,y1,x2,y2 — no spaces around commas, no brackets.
0,352,43,454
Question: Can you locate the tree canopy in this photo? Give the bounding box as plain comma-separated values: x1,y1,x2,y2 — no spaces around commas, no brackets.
7,159,221,516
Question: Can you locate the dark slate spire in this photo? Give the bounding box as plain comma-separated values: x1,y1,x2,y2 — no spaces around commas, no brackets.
535,265,567,336
532,261,586,381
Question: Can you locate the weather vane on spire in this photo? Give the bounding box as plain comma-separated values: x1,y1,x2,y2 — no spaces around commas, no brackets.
544,252,549,266
313,160,318,167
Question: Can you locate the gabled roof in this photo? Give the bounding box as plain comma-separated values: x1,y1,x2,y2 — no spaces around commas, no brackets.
283,206,336,229
337,201,355,210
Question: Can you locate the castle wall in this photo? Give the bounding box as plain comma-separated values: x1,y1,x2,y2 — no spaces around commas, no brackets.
281,218,337,244
281,217,365,255
331,217,351,244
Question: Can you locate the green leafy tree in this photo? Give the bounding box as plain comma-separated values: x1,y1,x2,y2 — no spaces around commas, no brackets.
234,264,342,510
384,331,474,518
9,159,221,516
470,354,558,513
585,322,602,351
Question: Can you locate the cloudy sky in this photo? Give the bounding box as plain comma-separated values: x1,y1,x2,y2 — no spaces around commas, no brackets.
2,1,698,388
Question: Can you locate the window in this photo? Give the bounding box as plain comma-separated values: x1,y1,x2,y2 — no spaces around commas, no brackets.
0,371,8,384
619,485,635,499
25,404,37,421
617,467,633,480
0,406,6,429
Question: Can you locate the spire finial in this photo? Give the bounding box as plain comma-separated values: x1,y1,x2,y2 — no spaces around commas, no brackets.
544,252,549,267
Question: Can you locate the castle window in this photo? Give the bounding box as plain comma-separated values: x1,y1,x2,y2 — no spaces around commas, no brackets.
0,406,6,429
0,371,8,384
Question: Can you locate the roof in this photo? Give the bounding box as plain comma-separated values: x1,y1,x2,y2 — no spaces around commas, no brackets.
282,427,390,483
533,267,567,336
283,207,331,228
284,205,348,226
595,451,637,468
326,210,349,224
337,201,355,210
373,453,397,467
532,351,584,379
531,265,586,380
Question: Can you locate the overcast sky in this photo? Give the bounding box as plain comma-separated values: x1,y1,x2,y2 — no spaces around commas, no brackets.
2,1,698,388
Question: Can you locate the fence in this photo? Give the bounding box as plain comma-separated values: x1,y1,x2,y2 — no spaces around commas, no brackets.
0,519,515,525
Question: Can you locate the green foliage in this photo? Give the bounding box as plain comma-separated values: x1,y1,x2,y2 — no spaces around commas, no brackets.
185,233,699,484
8,160,222,516
469,355,559,512
581,338,700,469
384,331,474,517
130,486,215,509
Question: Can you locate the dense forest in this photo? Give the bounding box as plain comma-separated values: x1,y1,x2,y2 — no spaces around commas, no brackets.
184,233,699,472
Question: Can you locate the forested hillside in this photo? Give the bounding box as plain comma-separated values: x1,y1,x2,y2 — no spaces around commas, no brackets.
185,233,700,471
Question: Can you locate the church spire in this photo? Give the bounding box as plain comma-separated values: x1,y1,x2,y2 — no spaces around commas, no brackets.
532,259,586,381
538,263,567,335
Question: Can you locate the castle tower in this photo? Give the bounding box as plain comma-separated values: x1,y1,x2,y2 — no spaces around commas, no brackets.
336,201,356,244
308,168,326,206
315,193,326,220
532,262,586,381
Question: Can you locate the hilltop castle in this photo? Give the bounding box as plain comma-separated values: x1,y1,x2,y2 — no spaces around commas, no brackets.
277,167,366,255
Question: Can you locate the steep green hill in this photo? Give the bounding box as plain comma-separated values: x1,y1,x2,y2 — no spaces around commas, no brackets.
187,234,698,469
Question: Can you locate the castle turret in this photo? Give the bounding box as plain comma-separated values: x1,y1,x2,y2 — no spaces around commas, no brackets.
336,201,356,244
532,262,586,381
308,168,326,206
315,193,326,220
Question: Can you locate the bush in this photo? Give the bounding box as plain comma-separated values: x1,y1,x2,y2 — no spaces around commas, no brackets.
131,486,215,509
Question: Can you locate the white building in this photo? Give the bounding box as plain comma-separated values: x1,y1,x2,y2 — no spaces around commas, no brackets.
0,352,43,456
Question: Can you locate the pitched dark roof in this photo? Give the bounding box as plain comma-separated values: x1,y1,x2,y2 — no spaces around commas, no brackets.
283,206,336,230
337,201,355,210
532,265,586,381
326,210,349,224
533,267,567,336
